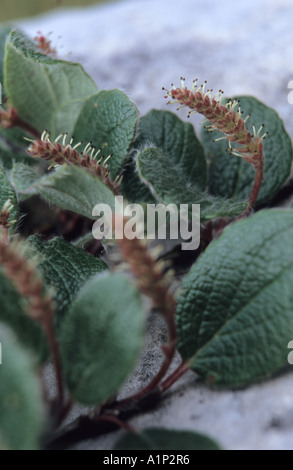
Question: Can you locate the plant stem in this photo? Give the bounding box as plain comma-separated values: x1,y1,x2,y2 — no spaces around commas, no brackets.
159,360,191,393
13,114,40,139
56,398,73,426
95,414,135,432
47,391,162,449
0,106,40,138
113,223,178,404
0,226,8,244
238,162,264,218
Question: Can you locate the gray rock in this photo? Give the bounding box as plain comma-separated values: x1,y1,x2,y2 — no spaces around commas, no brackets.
18,0,293,130
17,0,293,450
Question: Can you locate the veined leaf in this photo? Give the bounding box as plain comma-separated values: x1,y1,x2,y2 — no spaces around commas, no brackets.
137,147,246,220
4,30,97,134
201,96,293,204
60,273,144,405
177,209,293,386
12,164,116,219
114,428,221,450
0,324,45,450
73,90,139,178
121,109,207,203
27,236,107,326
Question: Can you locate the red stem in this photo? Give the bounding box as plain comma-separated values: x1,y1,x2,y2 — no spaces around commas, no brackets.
56,398,74,426
13,114,40,139
238,162,264,219
160,360,191,393
1,226,8,245
95,415,135,432
0,106,40,139
101,309,177,412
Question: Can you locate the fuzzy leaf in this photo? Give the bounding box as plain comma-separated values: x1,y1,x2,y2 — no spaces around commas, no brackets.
51,99,87,138
60,273,144,405
137,147,246,220
201,96,293,204
13,164,116,218
121,156,157,204
73,90,139,178
0,25,13,100
0,270,49,363
27,236,107,325
0,324,45,450
114,428,221,450
121,109,207,203
177,209,293,387
11,162,42,194
0,147,14,170
0,143,35,170
4,30,97,134
0,167,18,233
0,121,34,158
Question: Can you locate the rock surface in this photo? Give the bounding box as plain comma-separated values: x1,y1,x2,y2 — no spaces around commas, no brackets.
17,0,293,450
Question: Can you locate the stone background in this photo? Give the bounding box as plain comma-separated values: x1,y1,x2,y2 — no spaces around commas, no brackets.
16,0,293,450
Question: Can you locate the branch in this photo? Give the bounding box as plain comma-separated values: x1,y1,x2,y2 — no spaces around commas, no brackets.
0,106,40,139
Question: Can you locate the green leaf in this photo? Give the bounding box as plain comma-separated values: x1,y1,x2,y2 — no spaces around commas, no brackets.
0,120,34,148
11,162,42,194
0,147,14,170
13,164,116,218
4,30,97,134
201,96,293,204
0,25,13,100
137,147,246,220
121,109,207,203
114,428,221,450
72,231,95,249
73,90,139,177
0,167,18,233
121,156,157,204
27,236,107,326
60,273,144,405
51,99,88,138
176,209,293,387
0,324,45,450
0,143,35,170
0,26,32,154
0,270,49,364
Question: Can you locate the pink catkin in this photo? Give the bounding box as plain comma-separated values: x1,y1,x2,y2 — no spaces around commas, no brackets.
34,31,56,56
0,235,64,403
163,79,266,216
114,218,177,397
0,239,54,322
117,231,176,321
27,132,120,195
